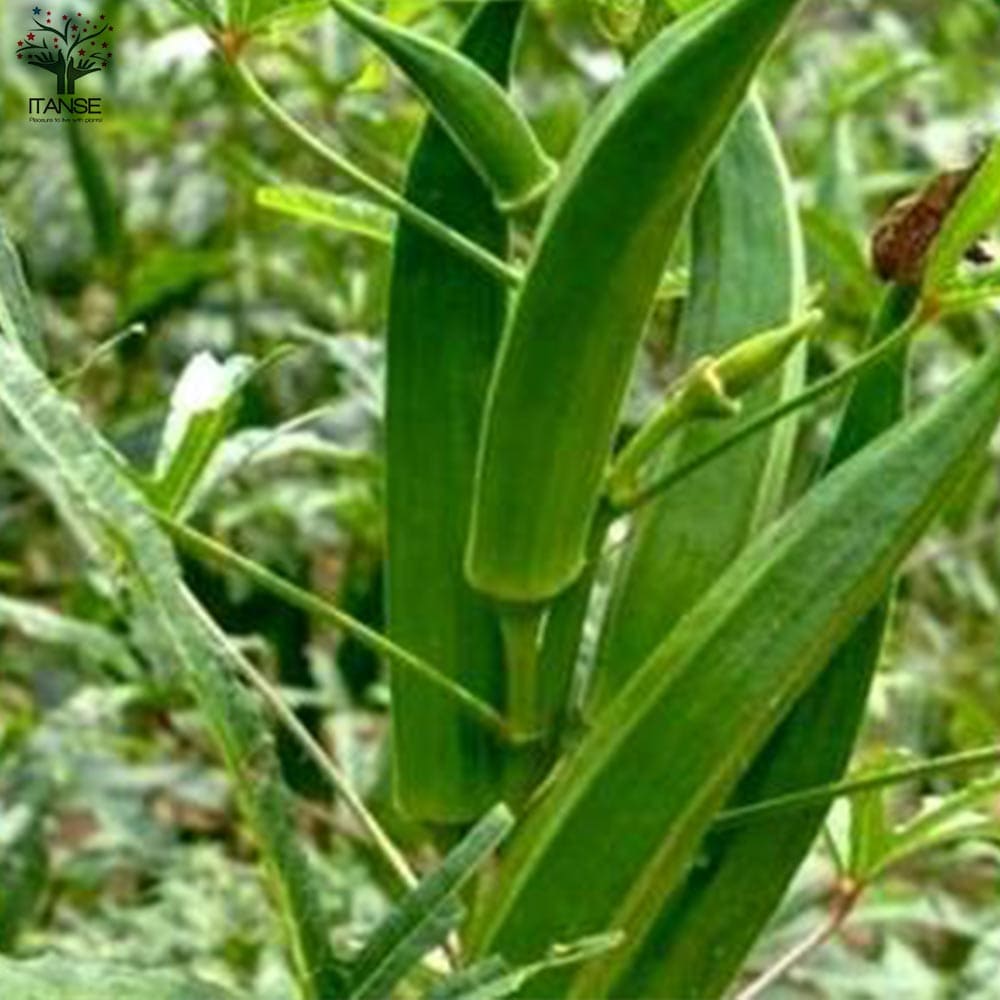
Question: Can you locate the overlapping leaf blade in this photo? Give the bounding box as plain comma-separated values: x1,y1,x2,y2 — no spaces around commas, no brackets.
591,93,806,709
348,804,513,1000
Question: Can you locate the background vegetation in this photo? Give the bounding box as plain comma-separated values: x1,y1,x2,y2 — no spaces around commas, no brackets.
3,0,1000,996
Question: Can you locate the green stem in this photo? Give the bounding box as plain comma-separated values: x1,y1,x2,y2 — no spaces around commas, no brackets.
222,626,419,893
157,511,509,739
499,604,546,742
715,744,1000,830
605,360,719,506
617,311,924,514
235,61,521,289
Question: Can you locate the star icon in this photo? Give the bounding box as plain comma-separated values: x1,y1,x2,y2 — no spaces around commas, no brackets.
17,40,23,46
101,41,107,47
27,32,35,39
32,5,41,13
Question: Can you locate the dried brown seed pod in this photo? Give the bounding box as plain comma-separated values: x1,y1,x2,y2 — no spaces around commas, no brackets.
871,164,978,285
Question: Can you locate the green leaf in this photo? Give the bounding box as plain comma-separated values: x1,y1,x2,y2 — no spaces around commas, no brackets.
592,95,807,703
802,204,881,312
151,351,255,517
0,956,238,1000
468,344,1000,999
0,593,137,679
870,770,1000,878
329,0,556,213
123,247,229,323
348,804,515,1000
0,218,45,368
924,138,1000,294
385,0,519,823
606,284,920,1000
428,934,623,1000
256,185,395,243
66,123,123,262
847,752,906,881
466,0,808,604
0,311,345,999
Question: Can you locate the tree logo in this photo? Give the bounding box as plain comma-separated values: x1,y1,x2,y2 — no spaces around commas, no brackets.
15,7,114,96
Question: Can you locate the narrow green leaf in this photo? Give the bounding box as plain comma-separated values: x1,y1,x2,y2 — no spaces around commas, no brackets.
924,139,1000,294
161,514,507,737
847,751,909,881
469,345,1000,999
348,804,514,1000
716,744,1000,828
466,0,807,604
815,113,865,234
871,771,1000,878
0,332,345,999
329,0,555,213
0,593,137,679
66,123,123,262
0,219,45,368
612,284,919,1000
151,351,255,517
428,933,623,1000
0,956,238,1000
386,0,519,823
802,205,881,312
256,185,395,243
592,94,806,707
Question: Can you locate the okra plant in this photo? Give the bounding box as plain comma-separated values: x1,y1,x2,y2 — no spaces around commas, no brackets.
5,0,1000,998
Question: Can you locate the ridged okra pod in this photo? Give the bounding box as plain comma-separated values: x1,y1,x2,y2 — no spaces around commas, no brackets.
466,0,807,605
385,2,521,824
328,0,555,212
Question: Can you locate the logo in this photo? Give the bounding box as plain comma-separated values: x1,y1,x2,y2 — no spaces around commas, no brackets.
15,7,114,121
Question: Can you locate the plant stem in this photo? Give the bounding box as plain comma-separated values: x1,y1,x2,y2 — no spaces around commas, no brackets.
235,61,521,288
499,604,546,742
715,744,1000,830
605,360,718,506
186,598,420,893
733,880,862,1000
157,512,509,738
616,312,924,514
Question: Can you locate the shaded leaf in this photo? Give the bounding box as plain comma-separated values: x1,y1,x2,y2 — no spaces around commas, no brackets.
349,804,514,1000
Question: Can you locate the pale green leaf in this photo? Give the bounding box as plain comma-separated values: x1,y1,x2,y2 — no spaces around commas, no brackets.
0,956,238,1000
256,185,395,243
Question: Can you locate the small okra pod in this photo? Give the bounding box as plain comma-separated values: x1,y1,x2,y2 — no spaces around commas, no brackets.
329,0,557,213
